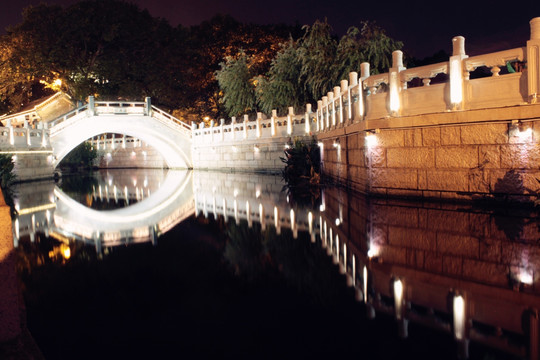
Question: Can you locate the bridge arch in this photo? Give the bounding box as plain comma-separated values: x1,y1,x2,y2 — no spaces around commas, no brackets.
49,104,192,169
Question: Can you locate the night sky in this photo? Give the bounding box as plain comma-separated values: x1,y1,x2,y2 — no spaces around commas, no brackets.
1,0,539,58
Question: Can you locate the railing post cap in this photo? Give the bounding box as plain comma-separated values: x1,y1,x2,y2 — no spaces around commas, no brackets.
392,50,404,68
360,63,370,79
288,107,294,115
349,72,358,86
531,17,540,40
272,109,277,117
306,103,312,113
452,36,466,56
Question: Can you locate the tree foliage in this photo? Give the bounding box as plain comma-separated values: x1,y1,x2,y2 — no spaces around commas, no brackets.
58,142,98,170
216,19,403,117
0,0,190,112
256,39,304,115
215,52,257,117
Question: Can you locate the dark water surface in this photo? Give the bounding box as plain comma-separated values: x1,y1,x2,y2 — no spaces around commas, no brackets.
11,169,540,359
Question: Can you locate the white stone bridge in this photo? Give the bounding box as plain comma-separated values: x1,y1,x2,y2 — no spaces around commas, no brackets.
0,97,193,180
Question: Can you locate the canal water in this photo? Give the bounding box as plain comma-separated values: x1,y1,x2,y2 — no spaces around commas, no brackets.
8,169,540,359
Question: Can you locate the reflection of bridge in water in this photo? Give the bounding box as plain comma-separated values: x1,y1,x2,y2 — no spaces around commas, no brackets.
10,170,540,359
11,169,194,251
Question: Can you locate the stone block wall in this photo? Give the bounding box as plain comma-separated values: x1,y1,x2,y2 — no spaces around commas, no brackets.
12,153,55,181
192,135,312,174
97,144,165,169
320,105,540,202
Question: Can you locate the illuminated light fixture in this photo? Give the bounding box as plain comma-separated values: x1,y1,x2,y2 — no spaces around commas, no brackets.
335,218,341,226
518,268,534,285
233,189,238,197
365,130,379,148
453,294,466,340
367,242,380,259
62,244,71,260
284,144,290,150
254,145,260,153
255,189,261,198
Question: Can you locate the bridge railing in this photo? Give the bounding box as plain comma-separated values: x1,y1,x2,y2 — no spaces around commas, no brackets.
0,126,50,149
191,18,539,146
48,97,193,139
314,18,539,134
150,105,192,137
48,105,90,135
192,106,316,144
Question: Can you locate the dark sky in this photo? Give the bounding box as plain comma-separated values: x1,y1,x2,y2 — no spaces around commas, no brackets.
1,0,539,58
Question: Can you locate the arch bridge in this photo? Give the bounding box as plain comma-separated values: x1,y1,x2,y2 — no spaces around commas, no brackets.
0,97,193,180
49,97,192,168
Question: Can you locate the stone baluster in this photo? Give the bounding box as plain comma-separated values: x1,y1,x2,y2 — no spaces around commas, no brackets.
256,112,262,138
287,107,294,135
328,92,335,127
88,96,95,116
305,103,312,134
341,79,349,123
349,72,359,121
144,97,151,116
231,116,236,141
449,36,468,109
322,96,329,129
335,85,343,124
41,123,48,147
220,119,225,141
243,114,248,139
271,110,277,136
316,100,323,131
210,120,215,142
528,17,540,103
389,50,406,116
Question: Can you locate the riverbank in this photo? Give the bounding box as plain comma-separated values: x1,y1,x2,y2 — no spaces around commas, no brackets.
0,191,44,360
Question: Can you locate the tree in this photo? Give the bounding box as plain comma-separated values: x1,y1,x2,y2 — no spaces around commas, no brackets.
215,52,257,117
256,39,304,115
358,21,403,74
0,0,190,112
297,19,338,101
187,14,299,120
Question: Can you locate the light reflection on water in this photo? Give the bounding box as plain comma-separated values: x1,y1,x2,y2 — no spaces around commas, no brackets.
9,169,540,359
